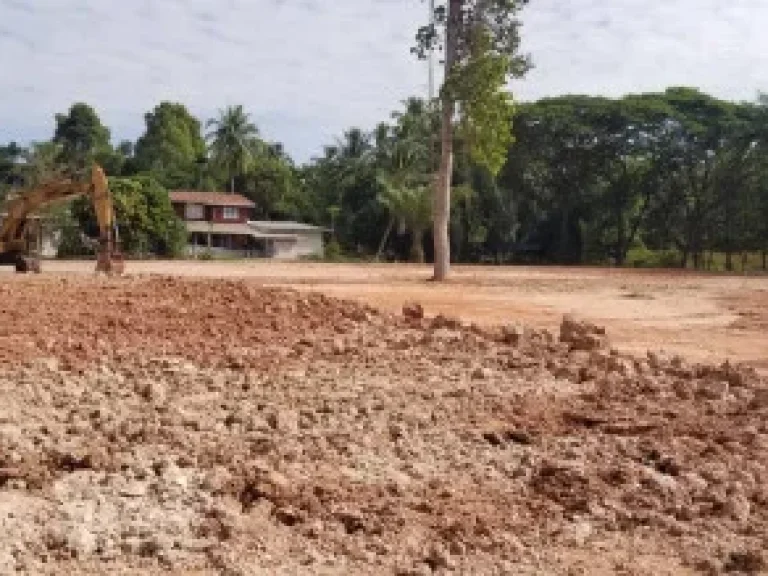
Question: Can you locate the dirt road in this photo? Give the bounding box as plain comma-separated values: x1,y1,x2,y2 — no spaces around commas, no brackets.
40,260,768,370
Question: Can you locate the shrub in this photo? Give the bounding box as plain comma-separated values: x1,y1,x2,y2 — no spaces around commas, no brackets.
626,247,681,268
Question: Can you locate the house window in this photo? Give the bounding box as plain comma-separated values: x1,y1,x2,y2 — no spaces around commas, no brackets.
222,206,239,220
185,204,204,220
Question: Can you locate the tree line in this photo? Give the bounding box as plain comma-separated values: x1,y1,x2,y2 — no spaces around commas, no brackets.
1,87,768,270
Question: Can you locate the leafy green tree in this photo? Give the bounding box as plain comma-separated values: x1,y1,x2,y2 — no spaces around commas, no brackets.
241,146,305,219
0,142,24,198
68,175,186,257
414,0,531,280
503,97,606,263
53,103,113,171
133,102,207,189
21,142,66,185
206,105,260,193
643,89,740,268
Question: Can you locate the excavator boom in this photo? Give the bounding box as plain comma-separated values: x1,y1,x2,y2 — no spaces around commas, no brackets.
0,163,124,274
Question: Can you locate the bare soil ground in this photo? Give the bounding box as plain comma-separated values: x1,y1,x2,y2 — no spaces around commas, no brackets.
42,260,768,370
0,263,766,574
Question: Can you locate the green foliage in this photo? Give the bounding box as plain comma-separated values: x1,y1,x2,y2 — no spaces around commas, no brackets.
70,175,186,258
324,239,343,261
6,87,768,271
55,203,93,258
206,105,260,192
625,247,681,269
133,102,207,189
241,147,306,220
53,103,112,171
0,142,23,197
377,180,432,262
447,30,516,175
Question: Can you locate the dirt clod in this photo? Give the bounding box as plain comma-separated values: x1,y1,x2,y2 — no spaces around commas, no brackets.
560,314,609,351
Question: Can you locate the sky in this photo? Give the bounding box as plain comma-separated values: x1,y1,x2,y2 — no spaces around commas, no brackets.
1,0,768,163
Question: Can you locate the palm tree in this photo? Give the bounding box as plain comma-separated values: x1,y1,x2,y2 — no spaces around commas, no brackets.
337,128,371,160
206,105,260,193
377,176,432,263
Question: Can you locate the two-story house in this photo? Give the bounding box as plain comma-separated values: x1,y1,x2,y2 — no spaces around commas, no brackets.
169,190,259,256
169,190,327,259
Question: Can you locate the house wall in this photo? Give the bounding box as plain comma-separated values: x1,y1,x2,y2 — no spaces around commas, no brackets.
293,231,324,258
269,238,299,259
210,206,250,224
186,234,260,258
172,203,251,223
266,232,324,260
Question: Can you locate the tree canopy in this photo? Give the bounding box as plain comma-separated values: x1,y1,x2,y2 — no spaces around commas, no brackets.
53,103,114,171
132,102,207,190
3,87,768,271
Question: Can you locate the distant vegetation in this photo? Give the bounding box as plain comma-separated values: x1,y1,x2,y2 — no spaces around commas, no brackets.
1,87,768,270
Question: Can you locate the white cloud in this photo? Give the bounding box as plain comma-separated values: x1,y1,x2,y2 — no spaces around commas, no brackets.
1,0,767,162
513,0,768,102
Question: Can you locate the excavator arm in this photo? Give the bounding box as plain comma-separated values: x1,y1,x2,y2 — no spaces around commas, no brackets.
0,163,124,274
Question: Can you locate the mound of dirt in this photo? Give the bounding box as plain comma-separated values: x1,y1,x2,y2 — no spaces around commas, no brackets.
0,275,765,575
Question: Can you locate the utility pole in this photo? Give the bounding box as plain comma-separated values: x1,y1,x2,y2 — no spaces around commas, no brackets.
428,0,436,100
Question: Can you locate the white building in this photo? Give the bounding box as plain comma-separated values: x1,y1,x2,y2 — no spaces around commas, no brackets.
248,221,327,259
169,191,328,259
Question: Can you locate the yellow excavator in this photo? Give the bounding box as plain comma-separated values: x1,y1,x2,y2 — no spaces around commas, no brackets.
0,163,124,274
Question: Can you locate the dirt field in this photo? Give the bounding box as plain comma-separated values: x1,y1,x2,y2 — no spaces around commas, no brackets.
0,262,766,574
41,260,768,370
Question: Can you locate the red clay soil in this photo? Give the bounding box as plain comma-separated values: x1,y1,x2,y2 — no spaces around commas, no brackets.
0,275,765,575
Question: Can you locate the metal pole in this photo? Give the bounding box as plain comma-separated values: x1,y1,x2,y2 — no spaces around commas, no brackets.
428,0,436,100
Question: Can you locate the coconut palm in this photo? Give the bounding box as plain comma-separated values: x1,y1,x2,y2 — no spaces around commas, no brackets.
377,176,432,263
373,100,436,261
206,105,260,193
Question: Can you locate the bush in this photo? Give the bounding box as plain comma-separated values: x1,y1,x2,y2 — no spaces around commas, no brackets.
70,174,186,258
324,239,343,261
626,247,681,268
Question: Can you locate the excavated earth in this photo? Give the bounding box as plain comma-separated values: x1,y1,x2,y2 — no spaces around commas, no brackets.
0,274,766,575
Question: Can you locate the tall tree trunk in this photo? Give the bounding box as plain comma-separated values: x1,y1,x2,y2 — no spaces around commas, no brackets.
762,249,766,271
432,0,460,281
375,218,395,262
725,196,733,271
558,206,570,263
230,176,235,194
616,206,625,266
411,229,426,264
612,172,627,266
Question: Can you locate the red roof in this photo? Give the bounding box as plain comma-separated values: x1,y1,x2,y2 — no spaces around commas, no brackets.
169,190,255,208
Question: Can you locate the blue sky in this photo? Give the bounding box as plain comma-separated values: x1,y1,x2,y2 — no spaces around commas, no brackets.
1,0,768,163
